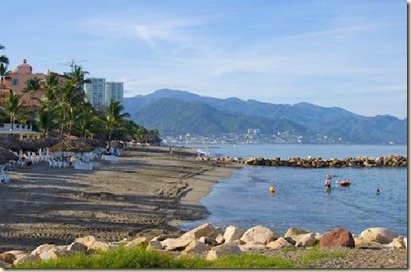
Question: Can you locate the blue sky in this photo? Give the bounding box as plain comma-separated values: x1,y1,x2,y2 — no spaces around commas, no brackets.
1,0,407,118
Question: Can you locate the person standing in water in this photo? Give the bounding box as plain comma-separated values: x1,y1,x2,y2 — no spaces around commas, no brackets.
324,175,332,189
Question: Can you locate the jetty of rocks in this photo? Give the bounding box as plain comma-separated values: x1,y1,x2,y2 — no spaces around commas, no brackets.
211,155,407,168
0,224,406,267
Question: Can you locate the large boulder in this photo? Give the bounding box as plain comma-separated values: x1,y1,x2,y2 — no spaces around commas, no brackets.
223,225,244,243
319,228,355,248
240,225,279,245
147,240,163,251
284,227,310,239
0,253,16,264
183,223,220,240
31,244,57,256
294,233,317,247
390,237,406,249
125,237,148,248
182,240,209,255
359,228,399,244
354,237,385,249
161,236,194,251
267,237,294,250
206,243,242,260
13,254,42,266
67,242,88,253
238,243,267,252
75,235,111,251
39,248,76,261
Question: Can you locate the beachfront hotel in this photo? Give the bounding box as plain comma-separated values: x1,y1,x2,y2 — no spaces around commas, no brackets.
0,59,46,106
84,78,124,110
0,59,124,111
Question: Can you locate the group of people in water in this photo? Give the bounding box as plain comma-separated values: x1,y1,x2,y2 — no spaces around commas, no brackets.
324,174,380,194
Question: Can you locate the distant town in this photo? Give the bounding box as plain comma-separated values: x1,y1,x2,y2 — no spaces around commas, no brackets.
163,128,349,145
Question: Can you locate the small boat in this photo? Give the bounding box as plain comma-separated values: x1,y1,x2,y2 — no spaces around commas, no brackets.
340,180,351,186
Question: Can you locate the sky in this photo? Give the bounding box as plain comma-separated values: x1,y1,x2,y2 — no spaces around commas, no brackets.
0,0,407,118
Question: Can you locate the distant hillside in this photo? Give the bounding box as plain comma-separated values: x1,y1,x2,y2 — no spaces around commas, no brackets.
133,98,310,136
124,89,407,144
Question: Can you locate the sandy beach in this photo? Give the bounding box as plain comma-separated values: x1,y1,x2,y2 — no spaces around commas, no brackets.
0,145,238,252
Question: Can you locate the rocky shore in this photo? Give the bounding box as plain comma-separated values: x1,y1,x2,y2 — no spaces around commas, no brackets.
0,223,407,268
213,154,407,168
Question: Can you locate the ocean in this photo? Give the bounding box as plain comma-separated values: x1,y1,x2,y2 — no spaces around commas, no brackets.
175,144,408,237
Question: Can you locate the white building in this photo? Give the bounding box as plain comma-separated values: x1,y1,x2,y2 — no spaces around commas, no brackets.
105,82,124,106
84,77,106,109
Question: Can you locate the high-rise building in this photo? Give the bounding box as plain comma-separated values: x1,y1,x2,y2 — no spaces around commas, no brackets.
84,77,106,109
105,82,124,106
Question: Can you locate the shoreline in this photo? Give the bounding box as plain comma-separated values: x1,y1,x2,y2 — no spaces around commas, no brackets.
170,163,241,226
0,145,238,251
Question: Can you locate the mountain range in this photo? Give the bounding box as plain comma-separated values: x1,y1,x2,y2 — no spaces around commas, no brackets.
123,89,407,144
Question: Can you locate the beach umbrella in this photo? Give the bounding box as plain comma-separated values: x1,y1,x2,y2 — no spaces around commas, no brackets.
0,137,23,151
19,139,39,151
30,138,60,149
49,139,95,152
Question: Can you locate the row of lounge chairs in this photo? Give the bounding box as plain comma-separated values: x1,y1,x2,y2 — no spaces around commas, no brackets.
0,147,122,183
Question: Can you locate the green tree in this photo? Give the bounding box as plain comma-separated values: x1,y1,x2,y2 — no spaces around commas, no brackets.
1,90,25,130
22,77,41,109
34,72,61,138
75,104,102,138
56,80,76,138
0,44,8,65
103,100,130,141
71,65,90,92
42,72,60,102
0,63,11,90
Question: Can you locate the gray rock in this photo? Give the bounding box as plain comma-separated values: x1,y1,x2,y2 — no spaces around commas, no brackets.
206,243,242,260
240,225,279,245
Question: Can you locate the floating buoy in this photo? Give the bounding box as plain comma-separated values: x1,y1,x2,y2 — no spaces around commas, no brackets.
269,186,276,193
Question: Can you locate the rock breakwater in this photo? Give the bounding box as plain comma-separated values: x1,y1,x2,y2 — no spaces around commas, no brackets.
211,155,407,168
1,224,407,268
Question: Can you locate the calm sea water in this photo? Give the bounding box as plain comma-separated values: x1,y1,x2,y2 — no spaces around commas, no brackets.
175,144,408,236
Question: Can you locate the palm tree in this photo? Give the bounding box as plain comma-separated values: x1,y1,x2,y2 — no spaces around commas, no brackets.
36,103,58,138
56,80,76,138
75,104,102,138
0,63,10,91
42,72,60,103
71,65,90,92
35,73,61,138
0,44,8,65
1,90,25,130
22,77,41,108
103,100,130,141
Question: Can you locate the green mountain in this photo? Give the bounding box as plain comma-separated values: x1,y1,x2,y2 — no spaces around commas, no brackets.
124,89,407,144
133,98,310,136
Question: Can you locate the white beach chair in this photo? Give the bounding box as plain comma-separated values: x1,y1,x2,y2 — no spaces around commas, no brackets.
0,169,10,183
74,160,93,170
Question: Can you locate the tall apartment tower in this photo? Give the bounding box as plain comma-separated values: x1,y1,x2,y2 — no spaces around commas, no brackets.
105,82,124,106
84,77,106,110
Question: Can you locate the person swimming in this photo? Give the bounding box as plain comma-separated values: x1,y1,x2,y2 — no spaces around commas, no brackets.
376,188,380,195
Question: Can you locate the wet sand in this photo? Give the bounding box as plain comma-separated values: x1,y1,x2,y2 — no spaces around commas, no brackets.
0,146,238,252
